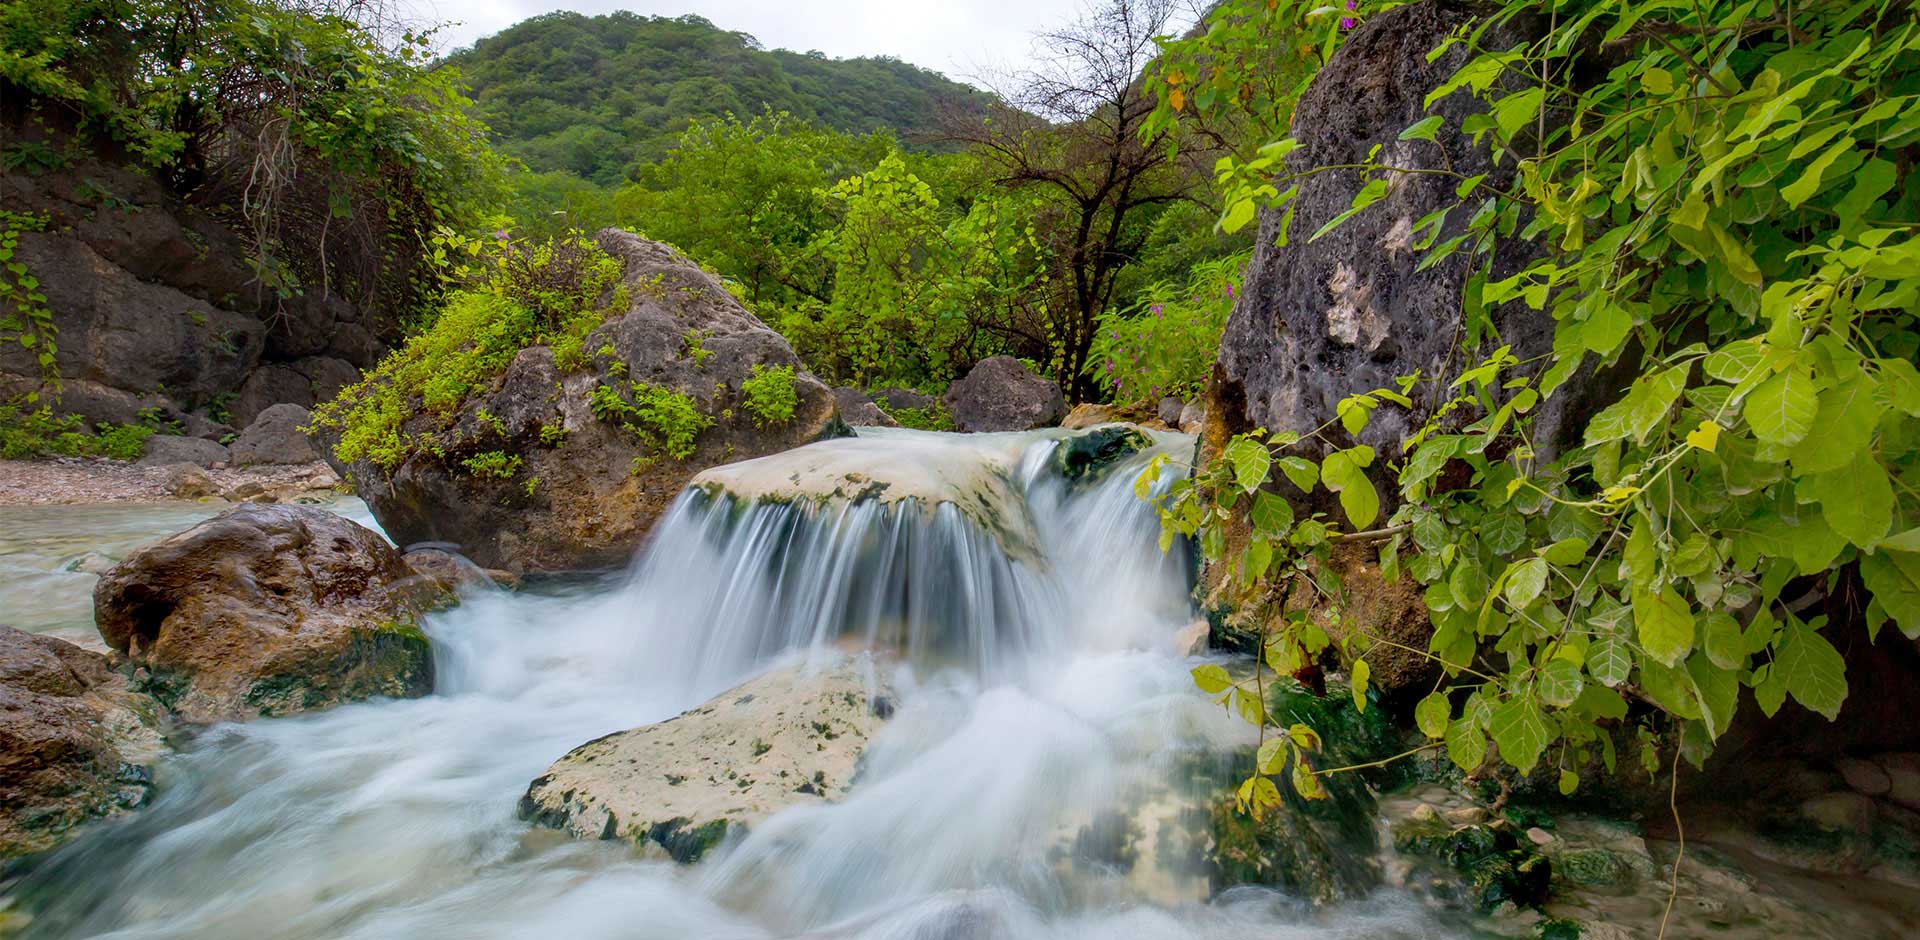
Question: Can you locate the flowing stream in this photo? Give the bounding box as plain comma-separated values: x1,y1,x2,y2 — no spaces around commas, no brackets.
4,428,1450,939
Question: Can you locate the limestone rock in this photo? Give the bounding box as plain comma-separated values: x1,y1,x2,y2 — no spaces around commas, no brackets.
229,403,322,466
0,626,166,858
1060,403,1121,429
1178,400,1206,435
91,504,433,722
345,230,846,573
942,357,1066,433
831,387,900,428
161,463,220,500
520,656,894,862
138,434,229,469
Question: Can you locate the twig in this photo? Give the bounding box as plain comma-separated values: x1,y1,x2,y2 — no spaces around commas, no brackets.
1329,523,1412,544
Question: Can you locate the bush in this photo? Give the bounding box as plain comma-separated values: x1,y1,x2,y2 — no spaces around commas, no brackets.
1090,251,1247,403
589,382,711,460
310,233,625,472
0,399,153,460
741,364,799,428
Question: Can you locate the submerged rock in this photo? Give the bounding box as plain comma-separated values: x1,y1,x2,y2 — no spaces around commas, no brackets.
942,357,1065,432
345,230,846,573
0,626,166,859
520,656,894,863
91,504,433,722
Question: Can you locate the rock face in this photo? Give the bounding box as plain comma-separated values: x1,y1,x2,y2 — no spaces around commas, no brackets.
348,230,845,573
942,357,1066,432
831,387,901,428
1207,2,1580,487
91,504,433,723
521,656,894,863
229,403,322,466
0,121,385,431
0,626,166,859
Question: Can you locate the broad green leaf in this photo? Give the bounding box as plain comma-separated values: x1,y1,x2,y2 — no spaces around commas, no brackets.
1276,456,1319,492
1240,538,1273,582
1291,759,1328,800
1322,447,1379,529
1256,736,1288,775
1704,339,1765,383
1415,692,1451,738
1776,619,1848,719
1686,653,1738,739
1541,537,1589,566
1878,358,1920,416
1633,585,1696,667
1745,368,1817,447
1192,664,1232,694
1234,687,1268,726
1488,698,1553,774
1808,451,1894,548
1558,769,1580,796
1861,551,1920,639
1780,138,1854,207
1350,659,1371,713
1789,376,1881,475
1586,636,1633,687
1250,491,1295,536
1537,658,1584,707
1480,511,1527,555
1399,115,1444,141
1505,557,1549,608
1224,437,1271,493
1574,684,1628,719
1446,716,1487,772
1702,611,1746,670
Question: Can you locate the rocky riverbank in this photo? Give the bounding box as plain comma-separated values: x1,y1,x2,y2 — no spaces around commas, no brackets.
0,457,342,507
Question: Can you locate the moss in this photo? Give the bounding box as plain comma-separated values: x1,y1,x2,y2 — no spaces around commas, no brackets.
1053,426,1149,483
1391,811,1553,912
646,817,729,864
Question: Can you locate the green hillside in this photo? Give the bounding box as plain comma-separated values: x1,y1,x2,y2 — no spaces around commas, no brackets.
443,11,985,184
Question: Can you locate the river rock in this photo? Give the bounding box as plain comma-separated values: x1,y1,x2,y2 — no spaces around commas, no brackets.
91,504,433,723
942,357,1065,432
0,626,166,858
229,403,322,466
1837,757,1894,796
832,387,900,428
1060,403,1121,429
873,387,937,413
138,435,229,469
162,463,220,499
520,656,895,863
1204,3,1594,506
342,230,845,573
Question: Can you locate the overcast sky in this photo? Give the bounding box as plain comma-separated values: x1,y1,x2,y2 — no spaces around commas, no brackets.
408,1,1113,85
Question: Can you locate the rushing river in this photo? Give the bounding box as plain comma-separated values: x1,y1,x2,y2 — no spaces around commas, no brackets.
2,429,1451,939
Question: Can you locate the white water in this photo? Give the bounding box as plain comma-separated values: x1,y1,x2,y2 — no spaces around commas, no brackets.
9,428,1448,939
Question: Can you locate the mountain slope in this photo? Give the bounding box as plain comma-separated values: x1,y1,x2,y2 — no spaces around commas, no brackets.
443,12,984,185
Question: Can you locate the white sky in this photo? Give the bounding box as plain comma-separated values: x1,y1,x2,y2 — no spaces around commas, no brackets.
409,1,1106,85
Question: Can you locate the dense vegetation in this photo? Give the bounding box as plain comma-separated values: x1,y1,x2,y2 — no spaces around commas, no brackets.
443,12,986,185
1140,0,1920,815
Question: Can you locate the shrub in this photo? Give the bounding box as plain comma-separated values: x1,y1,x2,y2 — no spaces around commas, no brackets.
741,364,799,428
0,399,153,460
459,451,522,479
589,382,711,460
885,404,953,432
1089,251,1247,404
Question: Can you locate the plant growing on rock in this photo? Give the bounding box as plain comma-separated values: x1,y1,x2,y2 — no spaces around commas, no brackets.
589,381,711,461
1143,0,1920,818
741,364,800,428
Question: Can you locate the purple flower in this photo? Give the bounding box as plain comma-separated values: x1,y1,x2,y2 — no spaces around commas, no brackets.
1342,0,1358,29
493,229,509,241
1226,285,1235,298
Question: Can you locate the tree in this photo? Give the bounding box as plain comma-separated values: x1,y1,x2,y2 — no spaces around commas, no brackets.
941,0,1206,400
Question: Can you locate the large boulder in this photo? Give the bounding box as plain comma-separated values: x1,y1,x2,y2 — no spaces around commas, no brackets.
1208,2,1578,484
137,434,229,468
228,403,322,466
91,504,433,722
520,656,895,863
942,357,1066,432
0,626,166,859
345,230,845,573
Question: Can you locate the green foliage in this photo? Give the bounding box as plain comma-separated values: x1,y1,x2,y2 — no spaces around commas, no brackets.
312,233,624,472
740,364,799,428
443,12,983,185
1091,251,1247,402
1150,0,1920,807
1,0,508,324
0,210,54,385
0,399,153,460
459,450,522,479
589,382,711,461
884,404,953,432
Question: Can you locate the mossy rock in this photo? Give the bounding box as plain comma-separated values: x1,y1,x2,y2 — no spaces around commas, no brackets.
1052,425,1149,484
1391,807,1553,912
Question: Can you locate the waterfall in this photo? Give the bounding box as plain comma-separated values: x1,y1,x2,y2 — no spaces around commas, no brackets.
7,426,1439,940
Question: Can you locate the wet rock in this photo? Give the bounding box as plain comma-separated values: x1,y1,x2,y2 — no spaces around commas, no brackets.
161,464,220,500
1388,793,1552,912
1838,757,1894,796
942,357,1065,433
1801,792,1877,832
832,387,900,428
345,230,846,574
0,626,166,858
1178,400,1206,435
1051,425,1150,484
400,547,518,598
520,656,893,863
1204,3,1595,511
1171,619,1208,657
91,503,433,722
873,387,937,413
229,403,322,466
138,434,229,469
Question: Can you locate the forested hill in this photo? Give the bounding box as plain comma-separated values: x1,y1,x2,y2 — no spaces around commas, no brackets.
443,11,986,184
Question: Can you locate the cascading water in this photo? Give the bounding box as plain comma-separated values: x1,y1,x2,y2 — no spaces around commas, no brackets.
5,426,1445,939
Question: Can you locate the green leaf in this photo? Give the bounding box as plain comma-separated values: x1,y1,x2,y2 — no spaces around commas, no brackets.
1587,636,1633,687
1276,456,1319,492
1415,692,1451,738
1541,537,1589,566
1537,658,1584,708
1808,451,1894,548
1192,664,1232,694
1686,653,1738,739
1322,447,1379,529
1480,511,1527,555
1504,558,1549,608
1776,619,1848,720
1633,585,1696,667
1861,551,1920,639
1256,736,1288,775
1224,437,1271,493
1249,491,1295,536
1704,339,1765,383
1789,376,1881,475
1780,138,1854,207
1446,716,1487,772
1398,115,1444,141
1310,178,1389,242
1744,368,1817,447
1350,658,1371,713
1702,612,1746,670
1240,538,1274,582
1488,697,1553,775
